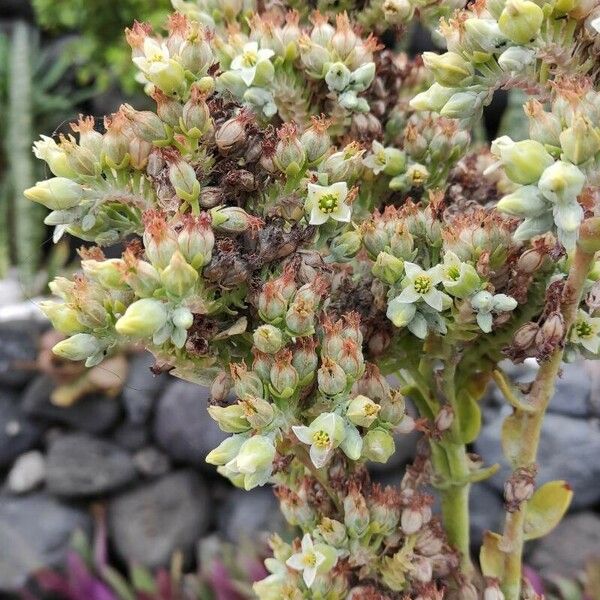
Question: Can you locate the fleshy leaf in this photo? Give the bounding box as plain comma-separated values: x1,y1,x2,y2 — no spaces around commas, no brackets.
480,531,505,579
523,480,573,541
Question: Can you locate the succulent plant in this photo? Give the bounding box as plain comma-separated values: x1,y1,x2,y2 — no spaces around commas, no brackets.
27,0,600,598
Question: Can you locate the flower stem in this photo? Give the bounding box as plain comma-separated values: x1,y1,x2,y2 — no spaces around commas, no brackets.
500,245,594,600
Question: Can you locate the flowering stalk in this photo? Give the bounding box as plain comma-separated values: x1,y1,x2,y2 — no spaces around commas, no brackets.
499,233,596,600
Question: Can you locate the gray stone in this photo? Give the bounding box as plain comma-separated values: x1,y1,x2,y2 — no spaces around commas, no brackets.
122,352,168,424
108,470,209,568
217,486,286,544
22,375,121,434
153,380,226,469
489,359,598,418
469,483,504,548
46,433,136,497
7,450,46,494
112,421,150,451
475,406,600,509
133,446,171,478
0,390,43,468
0,321,39,388
528,512,600,578
0,493,91,591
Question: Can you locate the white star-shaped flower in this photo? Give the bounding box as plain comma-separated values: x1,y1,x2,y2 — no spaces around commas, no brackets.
230,41,274,86
286,534,325,588
396,262,450,311
305,182,351,225
571,309,600,354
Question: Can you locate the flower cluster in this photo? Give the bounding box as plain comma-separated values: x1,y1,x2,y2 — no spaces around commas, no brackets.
27,0,600,598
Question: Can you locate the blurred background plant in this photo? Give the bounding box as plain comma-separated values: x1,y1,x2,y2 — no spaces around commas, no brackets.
31,0,171,94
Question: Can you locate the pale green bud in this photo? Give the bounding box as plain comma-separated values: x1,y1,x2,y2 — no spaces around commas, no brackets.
126,261,162,298
325,62,351,92
559,115,600,165
240,395,274,429
343,486,370,538
81,259,124,289
211,206,253,233
207,404,251,433
169,160,200,204
349,63,376,92
362,428,395,463
317,518,347,546
492,293,518,312
172,306,194,330
161,251,198,297
497,185,548,217
471,290,494,313
382,148,406,176
217,71,247,96
463,18,505,53
498,0,544,44
498,139,555,185
149,58,186,95
235,436,276,474
52,333,101,362
440,91,483,120
498,46,536,71
422,52,474,88
24,178,84,211
441,257,481,299
39,301,86,335
372,252,404,285
115,298,168,338
383,0,414,23
330,230,362,262
347,395,381,427
386,297,416,328
409,83,455,112
538,160,586,203
379,390,406,425
253,324,284,354
206,435,246,465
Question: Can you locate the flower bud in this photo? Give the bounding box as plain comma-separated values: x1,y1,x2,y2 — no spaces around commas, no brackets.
253,324,284,354
347,395,381,427
517,248,545,273
52,333,102,362
440,91,483,120
434,405,454,433
497,139,555,185
231,363,264,398
81,258,125,289
172,306,194,330
492,293,518,312
33,136,75,178
537,311,565,347
409,83,455,112
39,301,86,335
206,434,246,465
317,518,348,546
207,404,251,433
325,62,351,92
498,46,536,71
215,115,248,155
211,206,254,234
161,251,198,297
386,297,416,328
125,260,162,298
370,252,403,286
513,322,540,350
349,63,376,93
24,178,84,211
318,357,347,396
235,435,276,474
379,390,406,425
422,52,474,88
115,298,168,339
538,160,586,203
177,214,214,269
300,117,332,163
504,466,536,510
181,92,211,138
330,230,362,262
383,0,414,24
560,114,600,165
362,428,395,463
270,351,299,398
498,0,544,44
274,125,306,176
497,185,548,218
168,158,200,204
412,557,433,583
122,105,168,143
285,299,316,336
240,395,274,429
344,485,370,538
484,582,505,600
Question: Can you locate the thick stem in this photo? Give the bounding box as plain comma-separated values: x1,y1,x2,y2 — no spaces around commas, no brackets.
439,444,475,578
500,246,594,600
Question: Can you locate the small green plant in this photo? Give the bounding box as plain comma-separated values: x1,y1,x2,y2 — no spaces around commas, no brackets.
28,0,600,597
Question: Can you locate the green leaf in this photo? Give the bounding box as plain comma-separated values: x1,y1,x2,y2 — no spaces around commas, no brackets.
455,392,481,444
101,566,136,600
468,462,500,483
523,480,573,541
480,531,505,579
501,411,528,468
130,564,156,593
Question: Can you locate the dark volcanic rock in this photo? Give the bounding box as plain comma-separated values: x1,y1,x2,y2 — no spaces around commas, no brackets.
122,352,168,424
0,390,43,468
0,493,91,591
46,433,136,497
0,321,39,388
108,470,209,568
153,380,226,469
22,375,121,435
